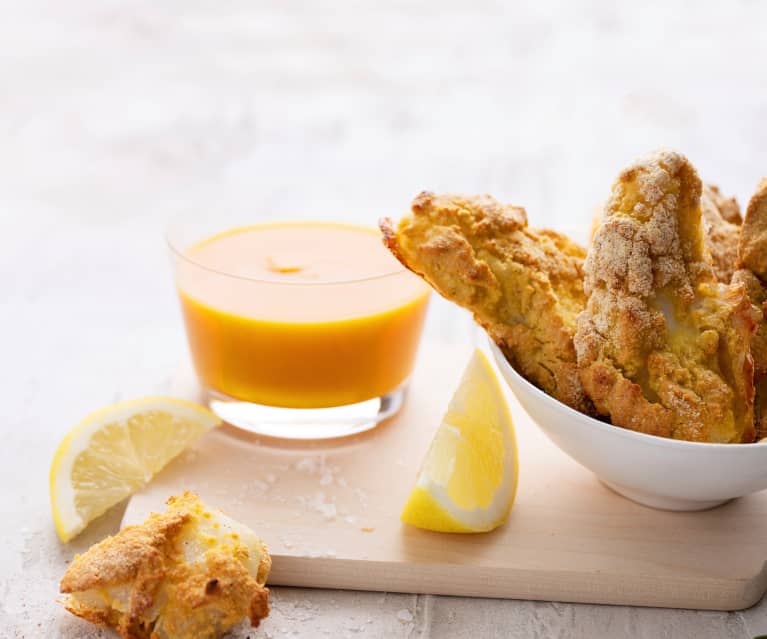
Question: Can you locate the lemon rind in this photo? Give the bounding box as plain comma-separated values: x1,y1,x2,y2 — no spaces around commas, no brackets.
402,349,519,533
50,397,220,542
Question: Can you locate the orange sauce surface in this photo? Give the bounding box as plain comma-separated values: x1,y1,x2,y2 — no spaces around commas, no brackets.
176,223,430,408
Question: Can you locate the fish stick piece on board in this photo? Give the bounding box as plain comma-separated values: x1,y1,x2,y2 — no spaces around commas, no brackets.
575,149,757,442
380,191,594,415
60,492,271,639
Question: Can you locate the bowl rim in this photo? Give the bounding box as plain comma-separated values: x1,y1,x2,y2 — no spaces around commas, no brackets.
488,339,767,454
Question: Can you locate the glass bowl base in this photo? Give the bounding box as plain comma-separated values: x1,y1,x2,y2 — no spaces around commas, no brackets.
207,385,406,440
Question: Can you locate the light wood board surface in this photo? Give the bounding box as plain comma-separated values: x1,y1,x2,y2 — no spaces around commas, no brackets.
124,345,767,611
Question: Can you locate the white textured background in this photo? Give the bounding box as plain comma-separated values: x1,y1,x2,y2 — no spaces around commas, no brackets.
2,1,767,637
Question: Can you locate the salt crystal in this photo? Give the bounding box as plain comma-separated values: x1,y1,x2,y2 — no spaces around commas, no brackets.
344,515,358,526
296,457,318,473
319,503,336,520
397,609,414,623
354,488,369,506
298,491,337,521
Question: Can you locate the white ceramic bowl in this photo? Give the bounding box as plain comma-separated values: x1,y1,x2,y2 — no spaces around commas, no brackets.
489,340,767,511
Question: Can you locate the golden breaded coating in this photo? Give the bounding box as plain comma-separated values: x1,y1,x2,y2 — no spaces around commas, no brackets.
701,184,741,284
589,204,606,244
739,179,767,275
575,150,757,442
734,179,767,438
706,183,743,225
60,492,270,639
380,191,594,414
593,184,740,284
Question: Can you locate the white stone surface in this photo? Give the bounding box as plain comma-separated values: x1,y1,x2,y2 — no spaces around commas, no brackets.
3,0,767,637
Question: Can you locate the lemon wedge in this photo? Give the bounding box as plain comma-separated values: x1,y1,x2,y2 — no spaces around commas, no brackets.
401,349,518,533
50,397,220,542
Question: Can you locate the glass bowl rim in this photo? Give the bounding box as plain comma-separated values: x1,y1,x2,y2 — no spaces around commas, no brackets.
166,219,411,287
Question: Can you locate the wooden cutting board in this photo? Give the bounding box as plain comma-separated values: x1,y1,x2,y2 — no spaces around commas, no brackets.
123,344,767,611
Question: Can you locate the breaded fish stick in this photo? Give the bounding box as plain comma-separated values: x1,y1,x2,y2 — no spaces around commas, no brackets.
381,191,593,415
60,492,270,639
